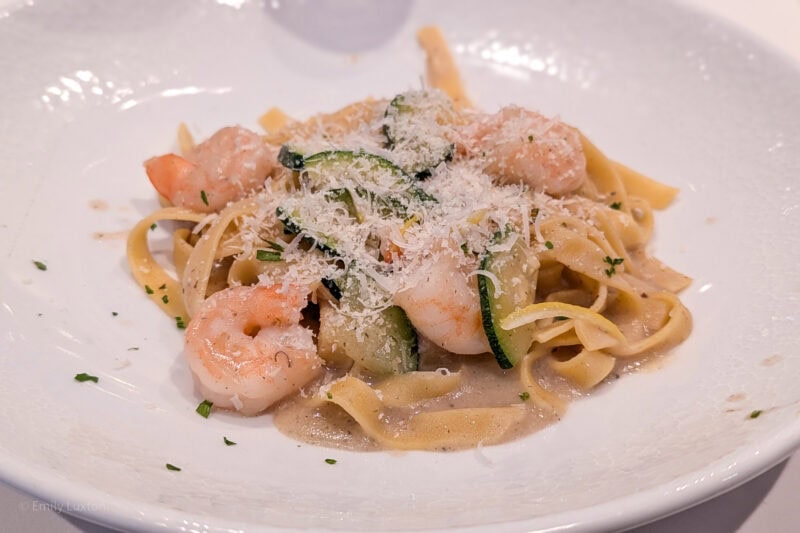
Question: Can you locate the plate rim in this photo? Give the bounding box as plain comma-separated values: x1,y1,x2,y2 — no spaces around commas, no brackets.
2,0,800,530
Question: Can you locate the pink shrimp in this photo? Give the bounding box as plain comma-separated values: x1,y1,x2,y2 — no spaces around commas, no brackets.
393,243,490,355
460,105,587,196
144,126,276,213
184,284,322,415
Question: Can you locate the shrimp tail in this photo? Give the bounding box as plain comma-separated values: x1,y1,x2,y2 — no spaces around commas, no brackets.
144,153,196,203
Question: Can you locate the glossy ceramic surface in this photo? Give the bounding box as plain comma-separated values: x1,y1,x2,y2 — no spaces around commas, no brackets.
1,0,799,530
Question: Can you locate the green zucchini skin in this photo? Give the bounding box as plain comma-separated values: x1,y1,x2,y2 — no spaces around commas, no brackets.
277,145,305,170
477,234,537,369
303,150,406,186
275,206,340,256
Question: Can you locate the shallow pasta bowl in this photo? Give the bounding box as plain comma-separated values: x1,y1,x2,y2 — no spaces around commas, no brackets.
1,0,799,531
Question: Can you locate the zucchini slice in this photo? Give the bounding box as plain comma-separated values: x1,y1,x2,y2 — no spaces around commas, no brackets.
302,150,408,192
478,233,538,369
324,187,363,222
322,268,419,375
275,205,340,256
383,90,455,180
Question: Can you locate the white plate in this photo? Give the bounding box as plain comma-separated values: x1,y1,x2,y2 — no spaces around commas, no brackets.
1,0,799,531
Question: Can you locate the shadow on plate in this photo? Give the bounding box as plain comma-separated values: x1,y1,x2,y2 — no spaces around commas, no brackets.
16,456,785,531
265,0,413,53
625,458,788,532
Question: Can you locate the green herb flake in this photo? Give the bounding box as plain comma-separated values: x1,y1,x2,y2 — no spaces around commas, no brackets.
530,207,540,220
749,409,763,419
223,436,237,446
326,392,333,400
603,256,624,277
150,223,157,231
324,458,337,465
460,242,469,255
256,249,282,262
196,399,213,418
175,316,186,329
553,316,569,322
144,285,154,295
161,294,169,304
200,190,209,206
158,283,167,290
519,391,531,401
112,311,118,317
33,260,47,271
74,372,99,383
544,241,554,250
127,347,139,351
527,135,534,142
610,201,622,210
165,463,181,471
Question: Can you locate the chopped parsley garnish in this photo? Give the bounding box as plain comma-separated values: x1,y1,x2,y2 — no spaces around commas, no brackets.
127,346,139,351
460,242,469,254
519,391,530,401
326,391,333,400
256,249,282,262
74,372,99,383
544,240,554,250
603,256,624,277
553,316,569,321
112,311,118,317
527,135,534,142
610,202,622,210
33,260,47,271
175,316,186,329
223,436,237,446
165,463,181,471
530,207,540,220
144,285,154,294
749,410,763,419
324,458,337,465
200,190,209,206
161,295,169,304
158,283,167,290
149,223,157,231
196,399,213,418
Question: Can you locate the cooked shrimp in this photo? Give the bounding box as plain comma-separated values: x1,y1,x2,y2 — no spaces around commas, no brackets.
393,243,490,355
145,126,276,213
184,284,322,415
459,105,587,195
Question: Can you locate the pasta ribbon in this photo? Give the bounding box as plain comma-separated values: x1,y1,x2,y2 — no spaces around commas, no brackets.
326,376,525,450
374,370,462,407
181,198,258,317
549,349,616,389
126,207,206,319
613,161,679,209
501,301,626,342
417,26,472,109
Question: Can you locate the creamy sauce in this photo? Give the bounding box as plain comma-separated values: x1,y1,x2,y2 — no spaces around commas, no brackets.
275,342,578,451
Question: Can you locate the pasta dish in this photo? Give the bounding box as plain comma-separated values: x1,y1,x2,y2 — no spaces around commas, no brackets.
127,27,691,451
